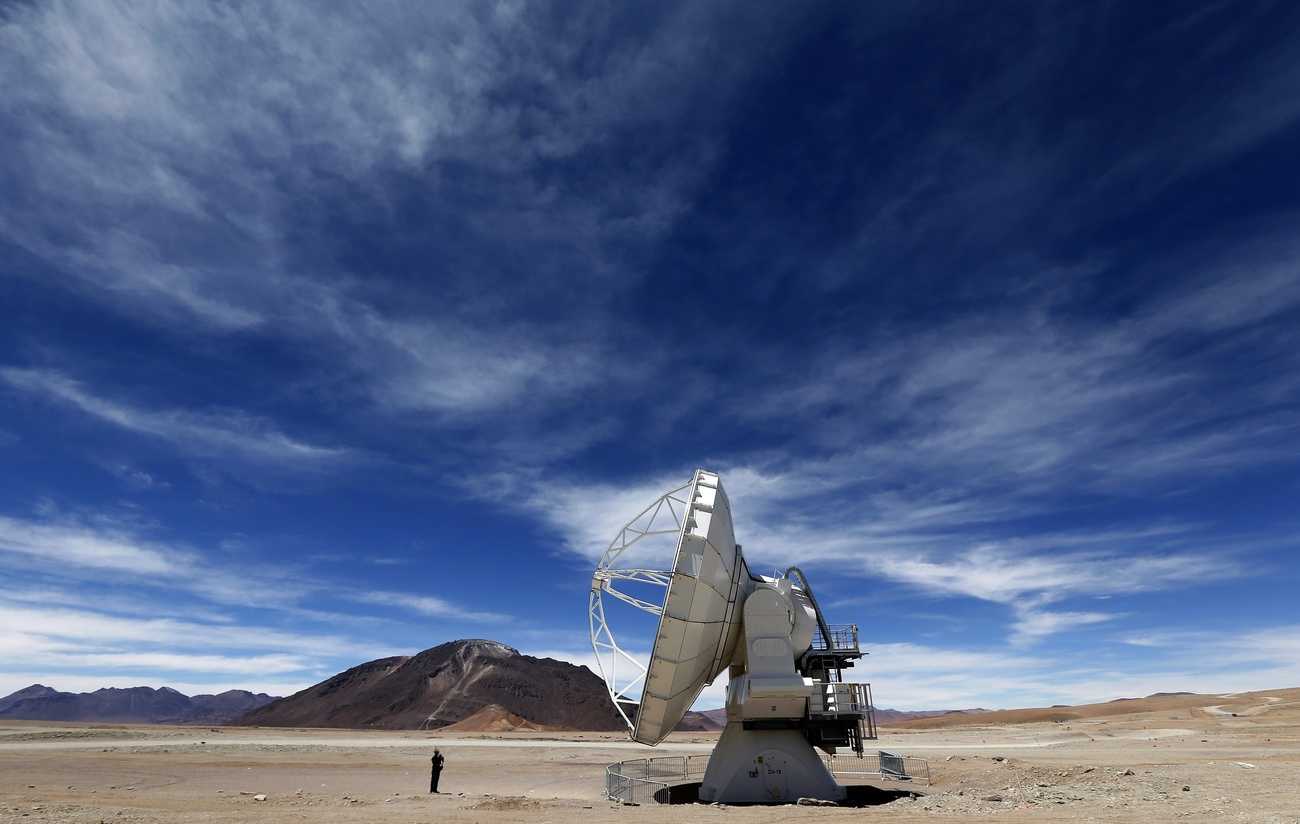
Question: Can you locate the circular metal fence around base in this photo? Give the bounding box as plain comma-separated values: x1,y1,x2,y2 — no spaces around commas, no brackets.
604,755,710,805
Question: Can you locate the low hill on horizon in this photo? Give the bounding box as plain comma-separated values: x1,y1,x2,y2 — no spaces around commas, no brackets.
440,703,557,732
675,709,725,732
229,638,626,731
885,687,1300,729
0,684,276,725
686,705,996,728
875,707,996,725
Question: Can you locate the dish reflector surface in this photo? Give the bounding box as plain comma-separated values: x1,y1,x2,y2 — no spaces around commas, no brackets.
633,470,748,744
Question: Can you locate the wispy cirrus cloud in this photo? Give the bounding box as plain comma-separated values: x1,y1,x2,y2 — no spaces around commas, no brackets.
0,513,194,579
520,469,697,564
723,289,1299,509
0,601,359,660
0,367,349,466
1,2,1297,708
345,590,512,624
866,541,1234,606
0,509,331,615
0,509,501,632
688,242,1300,550
516,295,1273,643
863,622,1300,709
0,509,494,696
0,600,372,697
865,544,1138,649
0,0,762,431
1112,625,1300,695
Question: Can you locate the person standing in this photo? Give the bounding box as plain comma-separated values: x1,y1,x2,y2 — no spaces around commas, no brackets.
430,748,444,793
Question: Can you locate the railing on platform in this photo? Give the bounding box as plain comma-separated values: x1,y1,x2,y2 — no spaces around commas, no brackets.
808,681,877,744
811,623,860,654
809,682,870,717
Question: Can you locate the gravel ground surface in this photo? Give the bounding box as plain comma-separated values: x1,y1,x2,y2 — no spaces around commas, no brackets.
3,688,1297,823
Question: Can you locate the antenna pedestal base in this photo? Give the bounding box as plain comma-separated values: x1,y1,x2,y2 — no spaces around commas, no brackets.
699,721,845,804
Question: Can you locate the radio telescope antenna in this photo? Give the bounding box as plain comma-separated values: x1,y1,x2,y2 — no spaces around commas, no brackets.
589,470,749,742
589,469,876,804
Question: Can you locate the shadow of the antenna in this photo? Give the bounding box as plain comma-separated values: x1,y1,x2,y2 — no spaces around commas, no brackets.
652,782,923,807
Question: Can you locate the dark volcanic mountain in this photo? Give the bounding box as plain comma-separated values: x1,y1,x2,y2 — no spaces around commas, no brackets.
0,684,61,714
0,684,276,724
229,639,626,731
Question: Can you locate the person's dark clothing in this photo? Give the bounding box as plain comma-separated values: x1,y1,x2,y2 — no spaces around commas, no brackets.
430,753,444,793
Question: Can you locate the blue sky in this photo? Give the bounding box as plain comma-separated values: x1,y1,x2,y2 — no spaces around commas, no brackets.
2,1,1299,712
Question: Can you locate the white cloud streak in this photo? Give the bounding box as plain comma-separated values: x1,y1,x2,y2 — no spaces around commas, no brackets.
0,0,764,430
870,542,1231,606
0,3,1296,709
0,508,517,701
0,599,374,697
0,507,507,625
1,367,349,466
345,590,511,624
0,601,356,659
512,238,1300,592
854,627,1300,711
0,513,193,578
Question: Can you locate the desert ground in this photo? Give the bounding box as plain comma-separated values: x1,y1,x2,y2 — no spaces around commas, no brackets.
2,688,1298,823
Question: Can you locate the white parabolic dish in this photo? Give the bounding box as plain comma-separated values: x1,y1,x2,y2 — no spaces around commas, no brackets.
592,468,879,804
590,469,752,744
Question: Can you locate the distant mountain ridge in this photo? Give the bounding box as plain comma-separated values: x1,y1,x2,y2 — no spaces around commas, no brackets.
676,709,725,731
0,684,276,725
875,707,995,724
229,638,626,731
0,647,998,731
689,706,994,728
